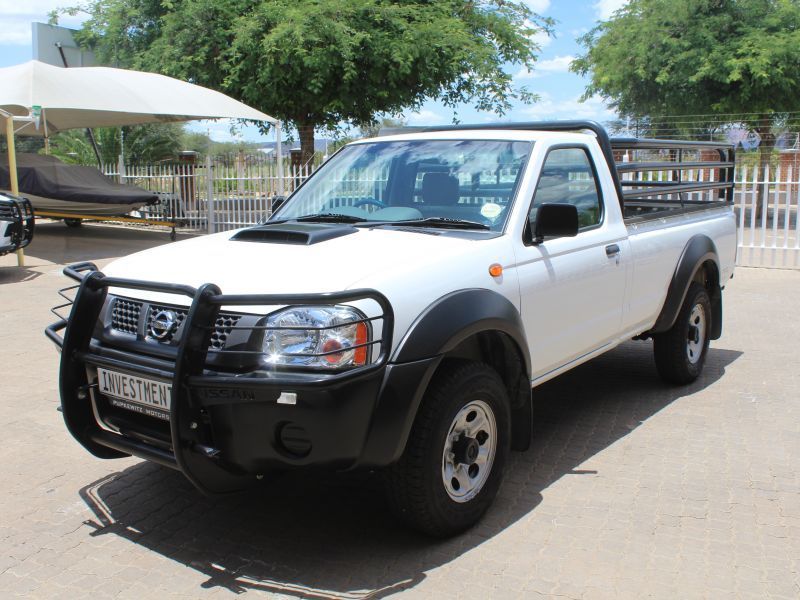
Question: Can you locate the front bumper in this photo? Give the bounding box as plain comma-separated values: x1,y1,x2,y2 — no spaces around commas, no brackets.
46,263,439,494
0,195,34,256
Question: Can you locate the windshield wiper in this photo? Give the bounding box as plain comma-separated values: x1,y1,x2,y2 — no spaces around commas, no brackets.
378,217,490,230
293,213,369,223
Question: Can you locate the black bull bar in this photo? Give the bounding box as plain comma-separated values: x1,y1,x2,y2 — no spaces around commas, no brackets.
46,262,394,494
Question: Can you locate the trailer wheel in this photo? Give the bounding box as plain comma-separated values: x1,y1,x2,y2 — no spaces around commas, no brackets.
654,282,711,384
64,218,83,228
384,360,510,537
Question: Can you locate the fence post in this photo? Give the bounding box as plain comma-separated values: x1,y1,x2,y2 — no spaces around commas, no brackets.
276,121,285,196
206,154,215,234
117,154,125,184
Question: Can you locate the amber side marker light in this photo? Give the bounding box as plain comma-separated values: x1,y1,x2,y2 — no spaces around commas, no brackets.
353,322,369,365
489,263,503,277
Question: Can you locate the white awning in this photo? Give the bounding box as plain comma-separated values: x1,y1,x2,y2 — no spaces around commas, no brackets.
0,60,276,135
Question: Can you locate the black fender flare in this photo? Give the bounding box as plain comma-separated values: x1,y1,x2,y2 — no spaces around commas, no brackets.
358,289,532,466
650,234,722,338
392,288,531,374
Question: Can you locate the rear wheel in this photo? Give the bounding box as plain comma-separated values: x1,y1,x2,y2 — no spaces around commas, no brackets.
384,361,510,537
64,218,83,228
654,282,711,384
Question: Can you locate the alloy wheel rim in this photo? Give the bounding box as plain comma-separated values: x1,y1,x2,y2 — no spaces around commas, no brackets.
686,303,706,364
442,399,497,503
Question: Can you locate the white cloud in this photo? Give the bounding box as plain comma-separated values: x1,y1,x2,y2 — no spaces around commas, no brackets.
0,1,89,46
594,0,629,20
525,20,553,50
522,0,551,13
404,109,448,126
516,55,575,80
517,92,617,123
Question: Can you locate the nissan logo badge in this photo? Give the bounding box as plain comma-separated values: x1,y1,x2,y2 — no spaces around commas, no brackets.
150,310,178,341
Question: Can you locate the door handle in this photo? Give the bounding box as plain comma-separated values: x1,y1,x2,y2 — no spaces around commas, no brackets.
605,244,621,257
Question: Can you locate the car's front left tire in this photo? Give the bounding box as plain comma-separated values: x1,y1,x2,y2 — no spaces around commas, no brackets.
384,360,510,537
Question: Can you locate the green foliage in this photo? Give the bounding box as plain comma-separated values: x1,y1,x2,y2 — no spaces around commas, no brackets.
358,117,407,139
573,0,800,213
48,123,185,165
572,0,800,130
70,0,551,162
181,130,263,157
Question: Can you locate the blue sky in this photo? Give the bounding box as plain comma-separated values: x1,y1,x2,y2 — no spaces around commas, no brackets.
0,0,628,143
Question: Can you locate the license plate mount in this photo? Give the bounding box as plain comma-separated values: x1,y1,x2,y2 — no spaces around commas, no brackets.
96,367,172,421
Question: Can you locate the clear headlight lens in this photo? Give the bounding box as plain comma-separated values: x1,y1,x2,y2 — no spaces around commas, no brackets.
262,305,370,369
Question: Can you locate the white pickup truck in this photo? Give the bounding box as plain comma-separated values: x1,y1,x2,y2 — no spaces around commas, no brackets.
48,121,736,536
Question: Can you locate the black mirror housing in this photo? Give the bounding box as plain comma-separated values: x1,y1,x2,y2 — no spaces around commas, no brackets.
270,195,287,214
532,203,579,244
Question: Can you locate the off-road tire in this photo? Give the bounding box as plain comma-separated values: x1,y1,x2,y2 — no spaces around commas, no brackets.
384,360,511,537
654,282,712,384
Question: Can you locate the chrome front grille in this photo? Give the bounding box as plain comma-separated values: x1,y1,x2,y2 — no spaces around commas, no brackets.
146,304,187,343
110,297,240,349
111,298,141,334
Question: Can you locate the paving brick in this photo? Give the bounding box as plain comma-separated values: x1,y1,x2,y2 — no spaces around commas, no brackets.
1,224,799,598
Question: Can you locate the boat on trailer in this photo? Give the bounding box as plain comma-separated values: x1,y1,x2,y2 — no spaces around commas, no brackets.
0,153,158,217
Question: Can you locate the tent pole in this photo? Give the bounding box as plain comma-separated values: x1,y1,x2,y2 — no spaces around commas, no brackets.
43,108,50,155
5,115,24,267
56,42,103,169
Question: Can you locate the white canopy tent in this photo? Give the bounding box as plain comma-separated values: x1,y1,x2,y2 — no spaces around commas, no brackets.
0,60,284,265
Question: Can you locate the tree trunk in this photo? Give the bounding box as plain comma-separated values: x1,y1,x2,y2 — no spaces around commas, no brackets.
755,116,775,221
297,122,316,167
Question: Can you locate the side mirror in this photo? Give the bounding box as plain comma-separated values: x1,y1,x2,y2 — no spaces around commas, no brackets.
270,195,287,214
531,203,579,245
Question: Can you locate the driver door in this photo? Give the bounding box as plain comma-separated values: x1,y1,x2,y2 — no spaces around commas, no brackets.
515,145,629,380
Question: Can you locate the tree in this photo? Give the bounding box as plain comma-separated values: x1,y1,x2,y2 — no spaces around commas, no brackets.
70,0,551,164
48,123,185,165
358,117,408,139
572,0,800,215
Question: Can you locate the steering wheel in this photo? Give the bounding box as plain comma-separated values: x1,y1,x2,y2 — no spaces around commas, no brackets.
352,198,387,209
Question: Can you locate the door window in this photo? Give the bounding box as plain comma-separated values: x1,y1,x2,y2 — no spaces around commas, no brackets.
529,147,602,230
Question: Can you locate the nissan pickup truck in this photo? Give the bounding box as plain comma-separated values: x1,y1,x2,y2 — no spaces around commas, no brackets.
0,192,34,257
47,121,736,536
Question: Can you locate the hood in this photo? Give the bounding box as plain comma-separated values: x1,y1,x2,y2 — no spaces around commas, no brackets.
103,224,483,304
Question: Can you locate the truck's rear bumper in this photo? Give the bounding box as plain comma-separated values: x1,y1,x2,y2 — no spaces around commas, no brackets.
47,263,436,495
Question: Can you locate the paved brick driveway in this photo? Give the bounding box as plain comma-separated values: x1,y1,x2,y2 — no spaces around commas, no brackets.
1,223,799,599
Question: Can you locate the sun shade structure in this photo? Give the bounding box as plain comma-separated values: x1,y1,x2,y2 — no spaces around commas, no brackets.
0,60,283,266
0,60,277,134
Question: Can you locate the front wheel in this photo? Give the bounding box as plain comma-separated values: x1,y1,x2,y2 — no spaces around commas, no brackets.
653,282,712,384
384,361,510,537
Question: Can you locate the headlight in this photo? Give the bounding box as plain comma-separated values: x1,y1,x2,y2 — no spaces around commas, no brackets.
262,305,370,369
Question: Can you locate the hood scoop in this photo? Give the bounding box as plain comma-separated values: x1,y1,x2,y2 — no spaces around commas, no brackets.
230,222,358,245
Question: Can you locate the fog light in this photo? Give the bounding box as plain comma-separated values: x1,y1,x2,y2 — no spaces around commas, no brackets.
277,422,311,458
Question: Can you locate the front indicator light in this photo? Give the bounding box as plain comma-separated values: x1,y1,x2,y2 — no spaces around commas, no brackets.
354,322,368,366
322,338,345,364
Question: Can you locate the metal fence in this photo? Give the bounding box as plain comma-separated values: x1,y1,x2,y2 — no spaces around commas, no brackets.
104,155,800,269
103,156,314,233
734,165,800,269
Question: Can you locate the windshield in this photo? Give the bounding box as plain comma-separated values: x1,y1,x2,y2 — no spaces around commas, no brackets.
271,139,532,232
